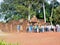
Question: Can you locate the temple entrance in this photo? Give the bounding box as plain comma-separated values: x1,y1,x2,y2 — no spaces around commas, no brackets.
30,16,39,25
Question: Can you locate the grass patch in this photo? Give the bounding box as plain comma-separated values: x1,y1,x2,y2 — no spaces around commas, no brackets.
0,40,19,45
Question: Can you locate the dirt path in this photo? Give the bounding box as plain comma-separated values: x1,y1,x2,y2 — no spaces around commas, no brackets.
0,32,60,45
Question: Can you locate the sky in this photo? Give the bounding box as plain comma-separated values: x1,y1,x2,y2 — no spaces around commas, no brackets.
57,0,60,2
0,0,60,2
0,0,3,3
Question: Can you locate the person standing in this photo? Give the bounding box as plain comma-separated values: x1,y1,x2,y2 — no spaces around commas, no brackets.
39,25,42,32
33,24,37,32
33,23,39,33
26,23,29,32
17,25,20,32
36,24,39,33
56,24,60,32
41,25,45,32
29,23,33,32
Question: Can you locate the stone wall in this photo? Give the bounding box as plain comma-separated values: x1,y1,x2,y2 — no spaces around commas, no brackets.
0,19,45,32
0,20,28,32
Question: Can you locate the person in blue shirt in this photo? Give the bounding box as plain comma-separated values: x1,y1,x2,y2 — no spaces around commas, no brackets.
17,25,20,32
29,23,33,32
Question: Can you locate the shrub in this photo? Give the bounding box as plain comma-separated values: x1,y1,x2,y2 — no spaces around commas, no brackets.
0,40,19,45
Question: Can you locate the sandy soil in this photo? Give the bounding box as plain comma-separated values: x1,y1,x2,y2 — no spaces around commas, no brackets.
0,32,60,45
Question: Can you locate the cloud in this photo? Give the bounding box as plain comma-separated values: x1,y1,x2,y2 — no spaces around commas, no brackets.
57,0,60,2
0,0,3,3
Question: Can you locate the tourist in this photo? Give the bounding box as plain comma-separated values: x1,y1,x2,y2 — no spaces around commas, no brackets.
47,25,51,32
50,25,55,32
33,23,39,33
39,25,42,32
44,25,49,32
29,23,33,32
33,24,37,32
41,25,44,32
17,25,20,32
26,26,29,32
36,24,39,33
26,23,29,32
56,24,60,32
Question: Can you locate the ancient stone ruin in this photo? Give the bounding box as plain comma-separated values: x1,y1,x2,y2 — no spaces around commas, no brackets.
0,16,45,32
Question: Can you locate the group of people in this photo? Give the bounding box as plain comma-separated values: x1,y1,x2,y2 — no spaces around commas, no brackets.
26,23,60,33
17,23,60,33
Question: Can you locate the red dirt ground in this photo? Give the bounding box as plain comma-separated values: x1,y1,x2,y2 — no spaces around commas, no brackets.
0,32,60,45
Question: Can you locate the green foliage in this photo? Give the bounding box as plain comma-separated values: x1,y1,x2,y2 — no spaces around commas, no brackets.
12,15,22,20
1,0,42,21
53,6,60,24
0,0,60,24
49,17,53,22
0,40,19,45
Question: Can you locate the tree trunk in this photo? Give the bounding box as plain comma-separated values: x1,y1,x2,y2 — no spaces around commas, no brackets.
50,7,53,25
28,4,31,21
43,2,46,23
28,14,30,21
50,1,54,25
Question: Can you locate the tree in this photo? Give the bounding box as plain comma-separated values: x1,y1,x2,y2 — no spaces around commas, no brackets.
39,0,46,23
1,0,42,22
53,6,60,24
50,0,59,25
1,0,29,21
1,0,60,24
24,0,41,21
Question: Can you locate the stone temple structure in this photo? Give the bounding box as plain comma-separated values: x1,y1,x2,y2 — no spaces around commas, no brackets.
0,16,46,32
